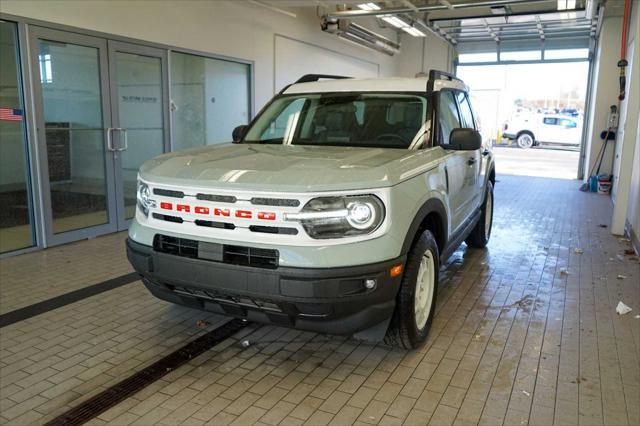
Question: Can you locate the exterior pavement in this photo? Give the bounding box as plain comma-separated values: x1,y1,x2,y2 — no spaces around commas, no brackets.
0,175,638,425
492,146,580,180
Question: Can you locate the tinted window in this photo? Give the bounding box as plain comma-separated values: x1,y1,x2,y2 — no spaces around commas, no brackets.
438,91,461,145
456,92,475,129
543,117,558,125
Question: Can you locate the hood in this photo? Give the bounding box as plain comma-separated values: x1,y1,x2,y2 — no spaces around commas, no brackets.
139,143,444,192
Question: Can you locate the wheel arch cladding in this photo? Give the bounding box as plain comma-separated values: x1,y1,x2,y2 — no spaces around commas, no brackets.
401,198,447,257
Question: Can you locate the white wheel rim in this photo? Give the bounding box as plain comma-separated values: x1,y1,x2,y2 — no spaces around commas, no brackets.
485,190,493,239
414,251,435,330
519,135,533,148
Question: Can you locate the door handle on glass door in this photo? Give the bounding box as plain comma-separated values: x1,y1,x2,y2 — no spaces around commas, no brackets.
106,128,115,151
113,128,128,151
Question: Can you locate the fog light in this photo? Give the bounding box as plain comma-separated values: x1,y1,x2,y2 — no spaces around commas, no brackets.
364,279,376,290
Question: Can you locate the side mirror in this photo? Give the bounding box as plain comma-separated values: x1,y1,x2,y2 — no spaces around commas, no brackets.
232,125,248,143
448,128,482,151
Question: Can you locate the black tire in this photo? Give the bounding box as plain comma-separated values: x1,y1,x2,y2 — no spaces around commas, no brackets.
516,132,534,149
465,181,494,248
384,230,439,349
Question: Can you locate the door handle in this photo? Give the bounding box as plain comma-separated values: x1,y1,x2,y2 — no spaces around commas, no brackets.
112,128,128,151
468,157,476,165
106,128,115,151
482,149,490,156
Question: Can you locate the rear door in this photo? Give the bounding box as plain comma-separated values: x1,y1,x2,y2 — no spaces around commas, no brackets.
437,90,476,233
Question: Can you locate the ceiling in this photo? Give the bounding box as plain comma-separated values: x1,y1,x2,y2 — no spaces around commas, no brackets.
256,0,604,49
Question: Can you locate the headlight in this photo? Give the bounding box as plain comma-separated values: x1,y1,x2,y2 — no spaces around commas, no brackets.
136,180,156,217
284,195,384,239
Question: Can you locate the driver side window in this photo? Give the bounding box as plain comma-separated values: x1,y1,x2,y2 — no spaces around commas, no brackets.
438,91,461,145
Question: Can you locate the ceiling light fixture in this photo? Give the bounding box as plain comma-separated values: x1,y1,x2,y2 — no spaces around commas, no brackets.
402,26,426,37
357,3,381,11
322,18,400,56
381,15,409,28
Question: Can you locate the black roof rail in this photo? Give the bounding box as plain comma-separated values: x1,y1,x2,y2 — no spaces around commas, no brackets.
294,74,352,84
427,69,463,92
279,74,352,94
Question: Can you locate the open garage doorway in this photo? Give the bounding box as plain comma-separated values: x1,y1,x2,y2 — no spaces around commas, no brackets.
457,60,590,180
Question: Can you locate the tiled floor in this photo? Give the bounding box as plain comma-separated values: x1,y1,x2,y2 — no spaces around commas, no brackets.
0,175,638,425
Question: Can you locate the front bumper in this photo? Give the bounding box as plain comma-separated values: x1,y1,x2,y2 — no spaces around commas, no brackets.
126,238,405,335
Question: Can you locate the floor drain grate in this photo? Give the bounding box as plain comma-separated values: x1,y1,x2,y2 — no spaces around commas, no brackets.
45,319,248,426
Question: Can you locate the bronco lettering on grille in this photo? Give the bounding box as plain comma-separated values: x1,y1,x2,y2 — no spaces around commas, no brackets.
159,202,276,220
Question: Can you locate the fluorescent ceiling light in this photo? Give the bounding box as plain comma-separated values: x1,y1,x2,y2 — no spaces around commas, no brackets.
358,3,380,11
381,15,409,28
557,0,575,10
402,26,426,37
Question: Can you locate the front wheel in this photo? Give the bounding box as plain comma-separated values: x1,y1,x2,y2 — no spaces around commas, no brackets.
516,133,534,149
384,230,439,349
465,181,494,248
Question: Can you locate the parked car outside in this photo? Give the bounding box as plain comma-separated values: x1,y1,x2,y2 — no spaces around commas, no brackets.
503,113,582,149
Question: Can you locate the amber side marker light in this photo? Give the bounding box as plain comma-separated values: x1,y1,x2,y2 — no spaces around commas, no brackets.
389,264,404,278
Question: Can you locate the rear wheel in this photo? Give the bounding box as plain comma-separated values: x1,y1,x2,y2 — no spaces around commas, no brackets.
465,181,494,248
516,133,534,149
384,230,439,349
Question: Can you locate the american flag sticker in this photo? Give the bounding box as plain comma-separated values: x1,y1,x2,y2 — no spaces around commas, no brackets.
0,107,23,122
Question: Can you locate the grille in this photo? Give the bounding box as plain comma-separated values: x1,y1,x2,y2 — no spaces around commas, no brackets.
195,220,235,230
223,245,279,269
153,235,279,269
153,213,184,223
154,235,197,258
172,286,282,312
196,193,237,203
249,225,298,235
153,188,184,198
251,197,300,207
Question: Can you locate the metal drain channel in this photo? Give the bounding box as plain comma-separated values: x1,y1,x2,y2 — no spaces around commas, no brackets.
45,319,248,426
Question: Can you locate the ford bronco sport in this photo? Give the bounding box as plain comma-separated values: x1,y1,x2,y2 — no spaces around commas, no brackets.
126,70,495,349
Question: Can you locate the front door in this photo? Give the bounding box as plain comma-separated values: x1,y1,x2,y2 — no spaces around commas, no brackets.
30,28,169,245
437,90,477,233
108,41,169,229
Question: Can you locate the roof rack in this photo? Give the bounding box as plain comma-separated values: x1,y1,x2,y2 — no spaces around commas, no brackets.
428,70,462,83
294,74,352,84
427,69,463,92
279,74,352,94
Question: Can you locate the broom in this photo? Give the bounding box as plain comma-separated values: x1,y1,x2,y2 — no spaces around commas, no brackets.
580,127,613,192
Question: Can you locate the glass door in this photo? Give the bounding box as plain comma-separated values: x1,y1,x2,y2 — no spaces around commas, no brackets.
29,27,117,245
108,41,168,229
0,21,35,254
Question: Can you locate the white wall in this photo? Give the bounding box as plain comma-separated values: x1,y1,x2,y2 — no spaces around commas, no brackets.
612,1,640,239
582,16,623,182
394,32,453,77
0,0,408,111
627,111,640,250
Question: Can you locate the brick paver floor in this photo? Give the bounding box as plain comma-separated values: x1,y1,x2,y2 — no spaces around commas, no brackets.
0,175,638,425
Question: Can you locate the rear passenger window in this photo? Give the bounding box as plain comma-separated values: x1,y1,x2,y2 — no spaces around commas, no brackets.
456,92,475,129
543,117,558,125
438,91,461,145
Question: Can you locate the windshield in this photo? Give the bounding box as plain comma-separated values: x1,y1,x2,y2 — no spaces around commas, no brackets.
243,93,428,149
